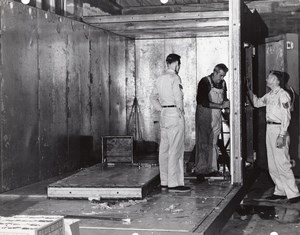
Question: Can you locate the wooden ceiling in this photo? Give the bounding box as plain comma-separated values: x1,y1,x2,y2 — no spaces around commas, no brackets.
83,1,229,39
83,0,300,40
115,0,209,7
84,11,229,39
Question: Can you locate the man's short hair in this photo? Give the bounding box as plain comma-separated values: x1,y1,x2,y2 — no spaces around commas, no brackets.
166,53,181,65
214,63,228,73
269,70,285,88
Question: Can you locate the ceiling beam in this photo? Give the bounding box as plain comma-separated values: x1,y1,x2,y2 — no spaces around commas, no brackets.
122,3,228,15
83,11,229,24
90,19,229,32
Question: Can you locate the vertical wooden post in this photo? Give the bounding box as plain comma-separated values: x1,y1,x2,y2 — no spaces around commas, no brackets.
229,0,242,184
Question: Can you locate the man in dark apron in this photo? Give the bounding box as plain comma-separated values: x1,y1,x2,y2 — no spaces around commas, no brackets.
193,64,230,181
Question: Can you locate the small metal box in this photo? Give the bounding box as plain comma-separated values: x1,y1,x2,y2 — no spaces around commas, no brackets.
101,136,133,163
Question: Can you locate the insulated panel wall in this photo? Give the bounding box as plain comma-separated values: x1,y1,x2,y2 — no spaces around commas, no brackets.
0,2,39,190
135,39,165,143
0,1,133,192
109,35,127,136
196,37,230,92
125,39,136,137
165,38,197,150
90,29,110,158
38,12,68,179
65,20,89,172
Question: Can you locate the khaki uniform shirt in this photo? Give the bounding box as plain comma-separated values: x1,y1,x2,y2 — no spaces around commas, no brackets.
150,69,184,115
253,87,291,135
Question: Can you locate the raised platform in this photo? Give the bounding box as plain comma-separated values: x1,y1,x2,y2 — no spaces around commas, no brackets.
0,165,258,235
47,164,160,199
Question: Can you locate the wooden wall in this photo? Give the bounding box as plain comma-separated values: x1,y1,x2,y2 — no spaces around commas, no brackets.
0,1,134,192
135,37,229,151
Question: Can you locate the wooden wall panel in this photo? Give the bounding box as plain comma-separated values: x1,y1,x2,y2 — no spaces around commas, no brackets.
65,21,89,171
135,39,165,142
90,28,110,157
125,39,136,137
164,38,197,151
38,12,68,179
197,37,229,89
0,2,39,190
109,35,127,135
79,26,93,137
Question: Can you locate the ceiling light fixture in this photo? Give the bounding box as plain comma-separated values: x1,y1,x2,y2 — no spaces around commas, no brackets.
160,0,168,4
21,0,30,4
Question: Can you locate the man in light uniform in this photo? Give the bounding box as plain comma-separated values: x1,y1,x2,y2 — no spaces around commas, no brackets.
247,70,300,203
150,53,190,192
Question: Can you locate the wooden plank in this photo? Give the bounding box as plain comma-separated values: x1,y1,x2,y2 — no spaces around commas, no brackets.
93,19,229,32
109,35,127,135
65,20,87,171
78,25,92,137
125,38,136,137
83,11,229,24
48,187,143,199
122,3,229,15
116,27,229,40
0,2,39,191
117,0,200,7
38,11,68,179
90,28,110,157
80,227,194,235
47,164,160,199
229,0,242,184
133,30,229,39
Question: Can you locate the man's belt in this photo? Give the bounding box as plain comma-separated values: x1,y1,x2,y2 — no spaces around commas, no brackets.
162,105,176,108
267,121,281,125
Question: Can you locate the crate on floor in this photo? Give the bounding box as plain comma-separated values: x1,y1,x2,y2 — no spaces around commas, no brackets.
101,136,133,163
0,215,64,235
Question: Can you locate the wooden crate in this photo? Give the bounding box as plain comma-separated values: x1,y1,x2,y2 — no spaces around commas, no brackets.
101,136,133,163
0,215,64,235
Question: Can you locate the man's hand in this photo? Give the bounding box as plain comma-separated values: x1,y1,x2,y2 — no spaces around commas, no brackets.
222,100,230,109
276,135,286,148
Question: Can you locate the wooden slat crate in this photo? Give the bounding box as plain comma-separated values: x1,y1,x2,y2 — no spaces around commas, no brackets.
101,136,133,163
0,215,64,235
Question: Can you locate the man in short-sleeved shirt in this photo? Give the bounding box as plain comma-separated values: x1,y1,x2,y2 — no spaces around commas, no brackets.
248,70,300,203
150,53,190,192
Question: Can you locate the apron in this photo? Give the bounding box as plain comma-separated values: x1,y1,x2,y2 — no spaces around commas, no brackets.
194,76,225,174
